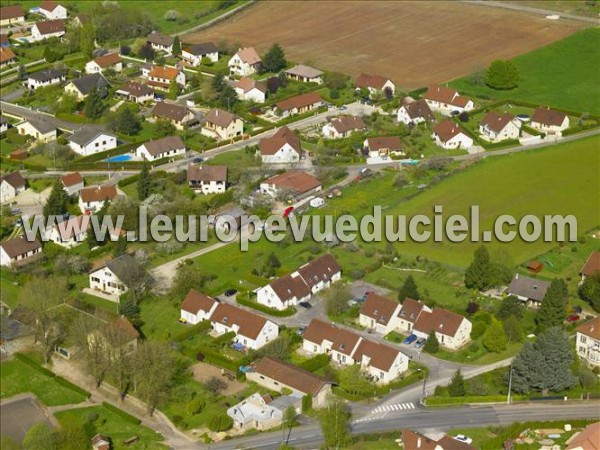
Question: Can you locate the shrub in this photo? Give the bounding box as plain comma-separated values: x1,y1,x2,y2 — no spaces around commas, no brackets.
579,368,597,389
470,321,486,340
186,397,206,415
467,378,489,396
209,414,233,432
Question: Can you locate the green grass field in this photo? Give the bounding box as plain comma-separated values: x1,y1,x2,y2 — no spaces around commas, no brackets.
450,28,600,115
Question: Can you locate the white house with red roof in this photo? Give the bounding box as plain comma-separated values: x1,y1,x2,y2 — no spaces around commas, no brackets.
355,73,395,98
38,1,67,20
233,77,267,103
580,251,600,282
61,172,84,196
210,302,278,350
180,289,219,324
228,47,262,77
44,215,90,248
432,119,473,150
358,292,402,335
259,126,302,164
412,307,472,350
423,85,474,115
576,317,600,369
530,107,570,135
479,111,521,142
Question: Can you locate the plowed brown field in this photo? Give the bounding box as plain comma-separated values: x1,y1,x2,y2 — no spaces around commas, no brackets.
183,0,585,89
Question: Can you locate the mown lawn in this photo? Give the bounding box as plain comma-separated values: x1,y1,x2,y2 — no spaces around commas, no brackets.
450,28,600,115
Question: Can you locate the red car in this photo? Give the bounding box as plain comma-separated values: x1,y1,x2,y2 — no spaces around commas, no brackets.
283,206,295,218
566,314,580,323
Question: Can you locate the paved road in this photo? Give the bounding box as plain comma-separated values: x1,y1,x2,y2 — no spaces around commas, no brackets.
463,0,600,24
1,101,106,132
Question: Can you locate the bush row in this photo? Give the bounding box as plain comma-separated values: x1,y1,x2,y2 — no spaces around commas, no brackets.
236,297,296,317
101,402,141,425
173,320,212,342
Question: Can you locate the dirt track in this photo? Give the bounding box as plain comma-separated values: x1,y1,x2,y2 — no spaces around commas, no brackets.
183,0,585,89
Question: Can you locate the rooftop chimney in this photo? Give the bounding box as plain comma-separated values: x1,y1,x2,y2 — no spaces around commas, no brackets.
417,437,422,448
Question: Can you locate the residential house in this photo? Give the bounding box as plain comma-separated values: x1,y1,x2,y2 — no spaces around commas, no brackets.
359,292,402,335
432,119,473,150
363,136,404,158
285,64,323,84
353,337,408,384
0,47,17,67
0,5,25,26
260,171,321,200
506,273,550,307
298,253,342,294
71,13,90,28
61,172,84,196
115,82,154,104
187,164,227,194
136,135,185,162
259,126,302,164
210,302,278,350
412,308,472,350
228,47,262,76
26,69,66,90
580,251,600,282
31,20,65,41
181,42,218,65
151,102,195,130
0,116,8,134
147,31,173,54
397,99,434,125
531,107,570,135
423,85,474,115
16,118,56,142
78,185,118,213
88,316,139,358
89,254,148,298
68,128,117,156
39,1,68,19
0,235,42,267
0,34,9,47
256,273,312,311
322,115,366,139
396,298,431,334
201,108,243,141
64,73,109,100
233,77,267,103
479,111,521,142
355,73,395,98
275,92,322,117
246,356,332,408
576,317,600,369
180,289,219,325
227,392,299,431
91,434,110,450
44,214,90,248
147,65,186,90
1,172,27,203
400,430,476,450
85,53,122,74
565,422,600,450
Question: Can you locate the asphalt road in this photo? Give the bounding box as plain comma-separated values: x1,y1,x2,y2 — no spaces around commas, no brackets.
463,0,600,24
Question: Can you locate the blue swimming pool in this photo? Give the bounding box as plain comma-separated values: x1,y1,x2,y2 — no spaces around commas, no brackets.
104,154,132,163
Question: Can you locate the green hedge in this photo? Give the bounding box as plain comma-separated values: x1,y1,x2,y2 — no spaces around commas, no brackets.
196,345,242,372
236,297,296,317
213,331,237,345
520,124,543,136
117,173,140,188
299,354,330,373
425,394,527,405
101,402,141,425
562,124,600,136
53,376,91,398
173,320,212,342
14,353,56,378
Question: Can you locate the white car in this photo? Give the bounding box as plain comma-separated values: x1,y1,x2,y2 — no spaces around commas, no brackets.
453,435,473,444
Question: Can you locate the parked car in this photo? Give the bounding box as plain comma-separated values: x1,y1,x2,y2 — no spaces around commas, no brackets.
299,301,312,309
453,435,473,444
178,317,187,324
296,326,306,336
566,314,580,322
414,338,426,349
193,157,204,163
403,334,418,345
224,289,238,297
347,299,359,307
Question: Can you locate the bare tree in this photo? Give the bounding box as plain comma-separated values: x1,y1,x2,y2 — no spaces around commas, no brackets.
132,341,176,415
70,316,106,387
205,377,227,396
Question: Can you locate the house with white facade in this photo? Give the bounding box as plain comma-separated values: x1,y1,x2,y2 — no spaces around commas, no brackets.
256,273,312,311
359,292,402,335
64,73,109,101
181,42,218,66
151,102,195,130
275,92,322,117
16,118,56,142
322,115,366,139
44,214,90,248
89,253,148,299
136,135,185,162
210,302,278,350
259,126,302,164
39,1,68,19
85,53,122,74
506,273,550,308
396,298,431,335
432,119,473,150
26,69,65,90
228,392,301,431
201,109,243,141
412,308,472,350
479,111,521,142
68,128,117,156
233,77,267,103
187,164,227,194
355,73,395,98
259,171,321,200
297,253,342,295
530,107,570,135
180,289,219,325
0,235,42,267
285,65,323,84
576,317,600,369
423,85,474,115
115,82,154,104
580,251,600,282
363,136,404,158
61,172,84,196
31,20,65,41
78,185,118,214
0,5,25,26
228,47,262,77
397,99,434,125
1,172,27,203
146,31,173,54
147,65,186,90
0,47,17,67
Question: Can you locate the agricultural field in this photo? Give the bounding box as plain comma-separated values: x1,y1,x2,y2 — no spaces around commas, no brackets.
451,28,600,115
184,0,585,89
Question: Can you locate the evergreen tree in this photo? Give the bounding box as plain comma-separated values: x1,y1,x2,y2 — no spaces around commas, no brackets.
84,87,105,119
448,369,466,396
536,278,568,330
43,180,69,220
510,327,577,394
17,64,27,80
496,295,523,320
502,315,523,343
398,275,420,301
219,83,238,109
168,79,179,100
264,252,281,277
464,245,491,290
113,235,128,257
263,43,287,73
172,35,181,56
79,21,95,60
579,272,600,312
423,330,439,354
138,162,152,200
111,107,141,135
211,72,225,93
483,317,508,352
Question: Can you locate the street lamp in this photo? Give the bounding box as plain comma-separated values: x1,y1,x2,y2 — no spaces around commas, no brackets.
506,365,514,405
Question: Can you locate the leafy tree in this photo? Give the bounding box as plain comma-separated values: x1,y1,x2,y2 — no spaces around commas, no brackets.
579,272,600,312
502,315,523,343
383,86,394,100
466,301,480,315
209,413,233,432
154,118,176,138
318,396,351,449
325,283,351,317
483,317,508,353
470,321,486,340
263,43,287,73
448,369,466,396
398,275,420,301
172,35,181,56
132,341,176,415
464,245,492,291
17,64,27,80
84,86,105,119
536,278,568,331
496,295,523,320
186,396,206,415
510,327,577,394
43,180,69,220
110,106,141,135
485,60,519,90
138,162,152,200
138,42,155,60
323,71,348,90
170,264,216,300
211,72,225,92
219,83,238,109
120,44,131,55
168,79,179,100
56,414,88,450
79,21,95,59
0,435,20,450
43,46,59,63
112,235,129,257
22,422,57,450
423,330,439,353
206,376,227,395
264,252,281,277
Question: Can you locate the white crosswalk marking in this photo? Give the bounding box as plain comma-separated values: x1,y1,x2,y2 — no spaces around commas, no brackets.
369,402,415,415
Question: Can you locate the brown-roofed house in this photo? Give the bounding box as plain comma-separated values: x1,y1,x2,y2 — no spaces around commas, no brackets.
61,172,84,196
363,136,403,158
187,164,227,194
581,251,600,281
576,317,600,370
352,338,407,383
260,171,322,199
359,292,402,334
201,109,243,140
228,47,262,76
323,115,366,139
297,254,342,292
400,430,476,450
151,102,195,129
261,273,312,310
39,1,67,20
78,185,118,214
148,65,186,90
0,47,16,67
275,92,322,117
0,235,43,267
89,316,139,357
147,31,173,53
116,81,154,104
136,135,186,162
233,77,267,103
31,20,65,41
285,64,323,84
479,111,521,142
432,119,473,150
247,357,332,407
413,307,472,350
355,73,395,97
1,171,27,202
566,421,600,450
85,52,122,74
506,273,551,307
210,303,278,350
259,126,301,163
531,107,570,134
0,5,25,25
180,289,219,324
397,98,435,125
423,85,474,114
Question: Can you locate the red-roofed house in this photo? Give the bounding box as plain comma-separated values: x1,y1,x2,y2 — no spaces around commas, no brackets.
322,115,367,139
576,317,600,369
61,172,84,196
432,119,473,150
259,171,321,200
275,92,322,117
359,292,402,335
201,108,243,141
39,1,68,20
423,85,474,115
355,73,395,98
479,111,521,142
233,77,267,103
210,303,278,350
228,47,262,76
31,19,65,41
180,289,219,324
396,298,431,334
259,126,301,164
0,5,25,26
0,235,42,267
531,107,570,135
78,185,118,214
581,251,600,282
147,65,186,90
412,308,472,350
85,53,122,74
